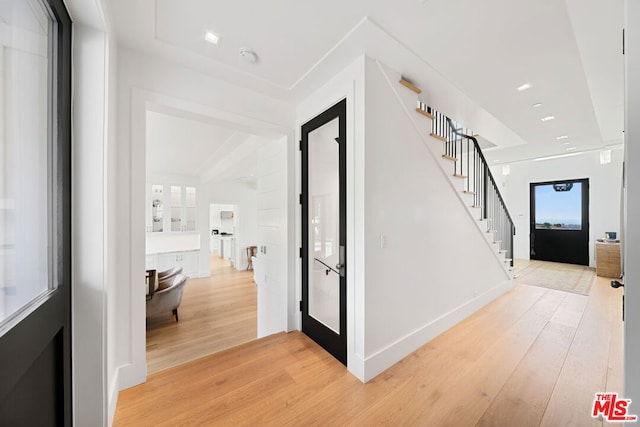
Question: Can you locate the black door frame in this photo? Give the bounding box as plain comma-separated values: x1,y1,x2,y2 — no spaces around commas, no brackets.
301,99,347,365
0,0,72,424
530,178,590,266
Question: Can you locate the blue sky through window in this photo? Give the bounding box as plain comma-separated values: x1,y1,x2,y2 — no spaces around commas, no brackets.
535,183,582,230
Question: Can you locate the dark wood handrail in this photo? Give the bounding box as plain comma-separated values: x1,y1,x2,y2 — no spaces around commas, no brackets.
445,117,515,228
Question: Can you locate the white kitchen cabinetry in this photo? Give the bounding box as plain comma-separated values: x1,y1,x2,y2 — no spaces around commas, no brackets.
146,250,199,277
219,237,235,263
147,184,197,233
148,185,165,233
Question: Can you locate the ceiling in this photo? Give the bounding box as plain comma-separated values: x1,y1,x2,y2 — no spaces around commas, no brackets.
110,0,624,164
146,110,236,176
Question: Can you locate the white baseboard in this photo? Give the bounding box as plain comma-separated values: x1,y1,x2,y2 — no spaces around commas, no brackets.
117,362,146,391
347,352,366,383
107,368,120,427
197,267,211,278
362,278,515,382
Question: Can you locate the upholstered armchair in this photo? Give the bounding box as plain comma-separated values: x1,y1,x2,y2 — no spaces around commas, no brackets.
146,274,188,322
157,266,183,290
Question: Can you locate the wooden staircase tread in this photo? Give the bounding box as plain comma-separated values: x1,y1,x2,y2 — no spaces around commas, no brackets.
463,191,476,195
429,132,446,141
399,78,422,94
442,154,458,161
453,173,468,178
416,108,435,120
471,205,481,208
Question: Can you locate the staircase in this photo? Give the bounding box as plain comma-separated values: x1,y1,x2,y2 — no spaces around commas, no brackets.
400,78,516,273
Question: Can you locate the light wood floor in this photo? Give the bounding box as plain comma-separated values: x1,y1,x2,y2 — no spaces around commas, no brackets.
146,255,257,374
118,275,623,426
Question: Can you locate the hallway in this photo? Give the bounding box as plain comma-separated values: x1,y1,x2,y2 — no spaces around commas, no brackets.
116,274,622,426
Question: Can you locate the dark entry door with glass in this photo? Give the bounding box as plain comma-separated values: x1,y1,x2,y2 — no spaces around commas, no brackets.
530,178,589,265
301,99,347,365
0,0,72,425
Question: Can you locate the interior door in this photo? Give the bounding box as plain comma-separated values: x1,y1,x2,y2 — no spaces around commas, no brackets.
301,99,347,365
0,0,72,424
530,178,589,265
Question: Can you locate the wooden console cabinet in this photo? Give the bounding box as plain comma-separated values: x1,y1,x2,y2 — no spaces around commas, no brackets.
595,242,621,278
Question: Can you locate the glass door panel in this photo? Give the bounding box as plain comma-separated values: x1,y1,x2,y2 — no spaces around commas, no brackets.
308,117,340,333
534,182,583,230
170,185,181,232
0,0,51,327
185,186,196,232
151,185,164,232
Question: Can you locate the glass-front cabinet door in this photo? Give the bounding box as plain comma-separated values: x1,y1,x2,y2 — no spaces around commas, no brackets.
151,185,164,232
147,183,197,233
185,187,197,232
170,186,182,232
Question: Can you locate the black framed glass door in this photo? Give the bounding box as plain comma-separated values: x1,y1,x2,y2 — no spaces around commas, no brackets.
301,99,347,365
0,0,72,424
530,178,589,265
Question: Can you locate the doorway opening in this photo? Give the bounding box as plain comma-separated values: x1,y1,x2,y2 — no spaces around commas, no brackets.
142,104,289,374
530,178,590,265
209,203,239,267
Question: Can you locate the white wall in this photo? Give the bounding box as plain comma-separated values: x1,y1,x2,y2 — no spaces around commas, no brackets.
361,58,512,381
255,137,290,337
116,48,295,390
104,16,120,427
490,149,624,267
624,0,640,404
70,20,110,427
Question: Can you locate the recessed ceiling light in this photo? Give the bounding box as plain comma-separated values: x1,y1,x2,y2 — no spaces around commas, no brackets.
556,135,569,140
541,115,555,122
204,31,220,45
494,159,500,163
566,147,577,151
517,83,532,92
563,142,571,145
532,103,542,108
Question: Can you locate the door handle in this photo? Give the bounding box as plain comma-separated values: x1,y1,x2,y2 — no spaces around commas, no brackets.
336,245,345,278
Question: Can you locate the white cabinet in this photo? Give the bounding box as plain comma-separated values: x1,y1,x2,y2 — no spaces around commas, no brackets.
210,235,220,253
146,250,199,277
169,186,197,232
219,237,235,262
148,185,165,233
147,183,197,233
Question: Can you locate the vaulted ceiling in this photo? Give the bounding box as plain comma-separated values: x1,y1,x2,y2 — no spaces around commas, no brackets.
109,0,624,164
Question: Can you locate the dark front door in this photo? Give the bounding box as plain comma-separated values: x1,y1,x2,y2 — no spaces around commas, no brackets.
0,0,72,425
301,99,347,365
530,178,589,265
